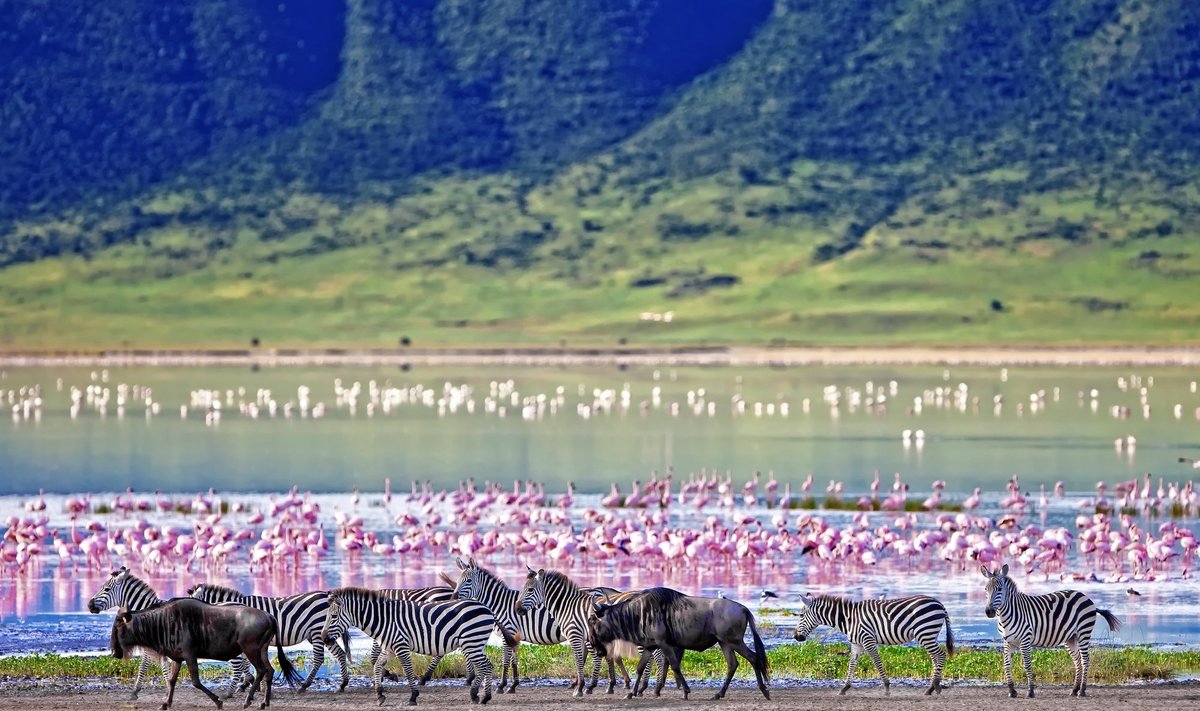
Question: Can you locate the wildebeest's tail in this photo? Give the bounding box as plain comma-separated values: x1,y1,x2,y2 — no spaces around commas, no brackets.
747,608,770,682
272,619,303,688
944,612,956,656
1098,608,1122,633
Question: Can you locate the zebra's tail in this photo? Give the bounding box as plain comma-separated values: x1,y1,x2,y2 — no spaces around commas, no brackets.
498,621,522,647
1098,608,1122,633
944,612,956,656
746,608,770,682
272,620,304,688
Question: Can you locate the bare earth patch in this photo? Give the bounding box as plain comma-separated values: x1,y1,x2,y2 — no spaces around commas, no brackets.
1,682,1199,711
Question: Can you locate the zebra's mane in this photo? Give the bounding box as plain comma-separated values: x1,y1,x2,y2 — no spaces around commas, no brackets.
541,570,583,595
332,586,385,603
198,583,244,598
107,569,161,601
811,594,851,605
472,563,510,588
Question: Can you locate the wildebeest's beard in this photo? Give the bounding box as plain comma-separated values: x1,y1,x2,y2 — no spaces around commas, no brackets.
110,622,125,659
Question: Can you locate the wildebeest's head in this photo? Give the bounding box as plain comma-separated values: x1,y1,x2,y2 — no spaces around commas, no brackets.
88,567,130,614
791,594,821,642
109,608,135,659
517,566,544,616
982,563,1011,618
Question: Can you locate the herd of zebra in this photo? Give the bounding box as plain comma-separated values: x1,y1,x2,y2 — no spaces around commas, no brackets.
88,561,1121,708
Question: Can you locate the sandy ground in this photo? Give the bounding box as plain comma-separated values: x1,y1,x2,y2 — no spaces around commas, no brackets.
2,345,1200,367
0,681,1197,711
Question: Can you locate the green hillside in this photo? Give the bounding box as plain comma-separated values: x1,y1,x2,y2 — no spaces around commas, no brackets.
2,0,1199,349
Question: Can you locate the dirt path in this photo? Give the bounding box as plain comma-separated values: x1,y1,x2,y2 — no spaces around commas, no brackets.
2,681,1198,711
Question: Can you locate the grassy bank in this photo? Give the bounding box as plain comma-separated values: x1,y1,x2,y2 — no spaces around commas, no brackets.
4,646,1198,685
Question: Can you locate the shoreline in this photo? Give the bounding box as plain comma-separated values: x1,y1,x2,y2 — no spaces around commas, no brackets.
2,345,1200,368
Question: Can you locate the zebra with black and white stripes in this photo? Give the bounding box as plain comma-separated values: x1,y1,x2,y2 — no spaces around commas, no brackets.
321,587,508,706
88,567,247,700
982,564,1121,698
517,567,630,698
339,585,460,686
792,593,954,696
188,583,352,693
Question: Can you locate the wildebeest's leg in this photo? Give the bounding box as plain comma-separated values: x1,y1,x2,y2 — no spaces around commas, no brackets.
162,659,182,710
729,637,766,696
626,649,648,699
661,646,689,700
714,643,739,700
185,656,223,708
242,647,268,710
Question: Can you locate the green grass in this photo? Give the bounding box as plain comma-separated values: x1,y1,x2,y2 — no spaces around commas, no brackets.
2,160,1199,351
5,646,1197,685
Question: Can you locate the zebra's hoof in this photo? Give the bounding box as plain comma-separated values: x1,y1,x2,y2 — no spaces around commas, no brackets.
130,693,140,702
625,692,634,700
160,704,170,710
1009,690,1018,698
482,694,492,705
711,693,724,701
1029,691,1036,699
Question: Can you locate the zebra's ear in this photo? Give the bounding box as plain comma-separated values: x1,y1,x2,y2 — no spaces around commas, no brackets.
1000,563,1009,577
468,556,477,568
456,557,467,570
526,565,536,576
980,565,992,578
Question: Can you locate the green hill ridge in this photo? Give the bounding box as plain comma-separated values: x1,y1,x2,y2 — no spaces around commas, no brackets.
2,0,1199,349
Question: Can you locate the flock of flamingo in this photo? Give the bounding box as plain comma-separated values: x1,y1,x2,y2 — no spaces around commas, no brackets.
3,468,1197,586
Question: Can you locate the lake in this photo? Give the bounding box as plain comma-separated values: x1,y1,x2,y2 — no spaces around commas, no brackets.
1,363,1198,655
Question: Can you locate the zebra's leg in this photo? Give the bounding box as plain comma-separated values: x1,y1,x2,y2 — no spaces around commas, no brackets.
466,645,494,705
922,637,947,695
714,643,739,700
184,656,223,709
864,640,889,696
1002,641,1017,698
1066,640,1083,697
496,644,512,693
841,643,862,696
1079,640,1092,697
326,633,351,693
418,655,444,686
508,642,520,693
394,645,419,707
225,657,246,698
586,647,603,694
374,640,401,683
645,649,666,697
568,633,587,697
1019,639,1035,698
132,651,155,700
297,633,325,692
372,646,394,706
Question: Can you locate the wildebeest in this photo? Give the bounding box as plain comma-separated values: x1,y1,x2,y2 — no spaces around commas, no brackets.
110,598,301,710
587,587,770,701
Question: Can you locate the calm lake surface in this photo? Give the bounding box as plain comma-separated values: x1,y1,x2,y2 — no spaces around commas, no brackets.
1,364,1198,655
2,364,1198,495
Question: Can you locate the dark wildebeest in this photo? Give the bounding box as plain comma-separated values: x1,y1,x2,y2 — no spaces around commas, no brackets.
110,598,302,710
587,587,770,701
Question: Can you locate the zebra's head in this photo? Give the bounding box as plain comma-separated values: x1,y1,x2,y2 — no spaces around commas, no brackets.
322,590,346,644
517,566,546,616
452,557,484,603
982,563,1012,618
791,593,821,642
88,567,131,614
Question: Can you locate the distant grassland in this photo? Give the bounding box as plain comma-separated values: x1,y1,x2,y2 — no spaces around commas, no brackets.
2,167,1199,351
4,646,1198,685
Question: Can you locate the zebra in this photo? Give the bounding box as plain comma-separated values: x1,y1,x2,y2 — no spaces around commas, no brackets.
88,567,247,700
792,593,954,696
982,563,1121,698
517,566,659,697
334,585,460,686
320,586,510,706
188,583,352,693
